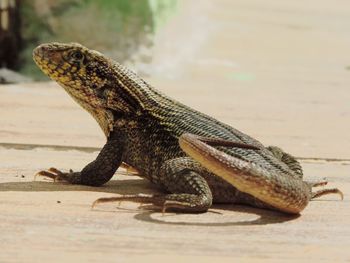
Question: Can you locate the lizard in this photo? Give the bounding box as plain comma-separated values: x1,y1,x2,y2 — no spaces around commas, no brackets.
32,42,343,214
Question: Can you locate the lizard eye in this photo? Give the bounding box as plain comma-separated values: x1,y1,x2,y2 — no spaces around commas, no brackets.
70,50,84,61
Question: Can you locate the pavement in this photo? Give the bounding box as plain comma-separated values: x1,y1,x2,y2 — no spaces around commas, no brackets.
0,0,349,262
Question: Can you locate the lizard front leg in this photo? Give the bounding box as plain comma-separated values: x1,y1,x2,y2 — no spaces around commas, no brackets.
93,157,213,213
36,131,125,186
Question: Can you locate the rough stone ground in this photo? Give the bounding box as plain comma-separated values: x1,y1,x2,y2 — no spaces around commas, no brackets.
0,0,349,262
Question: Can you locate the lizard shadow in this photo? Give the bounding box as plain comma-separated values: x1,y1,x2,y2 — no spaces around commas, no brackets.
0,178,299,226
133,205,299,227
0,177,162,195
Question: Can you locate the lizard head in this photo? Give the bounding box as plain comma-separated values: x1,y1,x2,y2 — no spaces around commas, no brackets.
33,42,121,136
33,42,114,108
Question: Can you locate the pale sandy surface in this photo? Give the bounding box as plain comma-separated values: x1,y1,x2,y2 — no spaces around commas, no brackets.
1,0,350,262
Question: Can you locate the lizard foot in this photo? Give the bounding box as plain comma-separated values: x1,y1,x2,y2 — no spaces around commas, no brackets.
92,193,210,213
92,194,165,211
309,179,344,200
35,167,74,182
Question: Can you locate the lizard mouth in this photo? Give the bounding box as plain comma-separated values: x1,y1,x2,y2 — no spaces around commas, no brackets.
33,44,63,80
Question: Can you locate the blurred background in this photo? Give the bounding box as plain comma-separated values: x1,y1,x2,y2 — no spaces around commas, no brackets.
0,0,177,81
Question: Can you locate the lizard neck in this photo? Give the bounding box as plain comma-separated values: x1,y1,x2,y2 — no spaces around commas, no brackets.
59,82,114,137
112,63,179,112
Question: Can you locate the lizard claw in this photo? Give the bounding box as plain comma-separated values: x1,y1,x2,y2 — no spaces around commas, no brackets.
35,167,72,182
307,178,328,188
138,202,179,215
308,178,344,200
312,188,344,200
138,204,164,212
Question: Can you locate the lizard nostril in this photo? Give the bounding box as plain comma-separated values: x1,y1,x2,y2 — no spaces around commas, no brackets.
34,44,50,54
33,45,46,58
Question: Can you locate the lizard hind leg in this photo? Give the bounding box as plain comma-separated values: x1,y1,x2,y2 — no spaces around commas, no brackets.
267,148,344,201
267,146,303,178
93,157,213,213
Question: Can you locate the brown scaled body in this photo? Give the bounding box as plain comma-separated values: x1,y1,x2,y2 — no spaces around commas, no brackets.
33,43,342,214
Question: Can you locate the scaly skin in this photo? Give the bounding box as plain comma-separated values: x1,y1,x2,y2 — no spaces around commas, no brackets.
33,42,342,214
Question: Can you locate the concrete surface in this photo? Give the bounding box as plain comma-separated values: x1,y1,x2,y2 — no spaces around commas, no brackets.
1,0,350,262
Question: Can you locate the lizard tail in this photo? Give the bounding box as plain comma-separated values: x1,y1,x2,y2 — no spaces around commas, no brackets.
179,133,311,214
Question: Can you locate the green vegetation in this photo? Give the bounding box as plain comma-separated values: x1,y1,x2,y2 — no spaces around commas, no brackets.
19,0,177,80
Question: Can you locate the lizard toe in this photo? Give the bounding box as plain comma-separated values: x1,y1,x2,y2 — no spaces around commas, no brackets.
312,188,344,200
35,167,73,182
